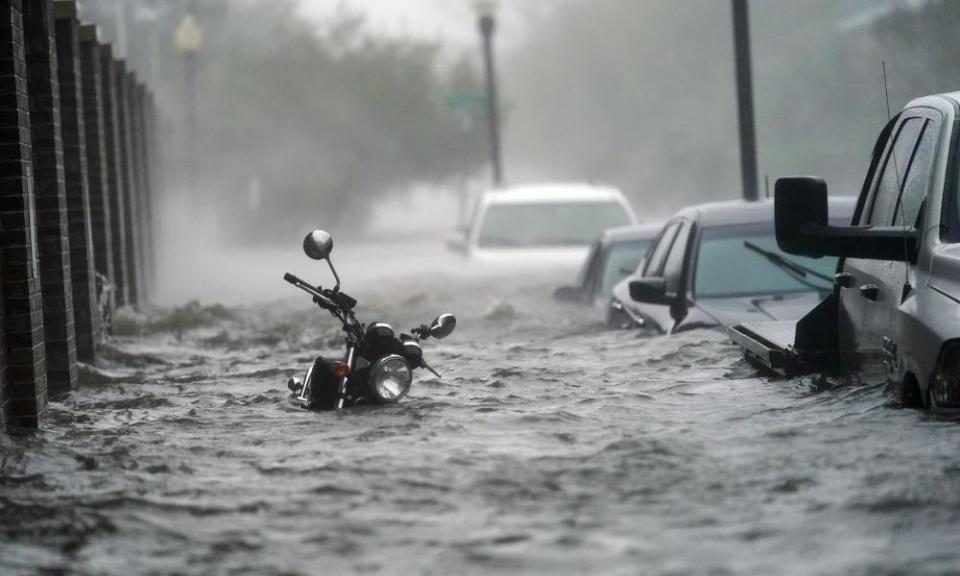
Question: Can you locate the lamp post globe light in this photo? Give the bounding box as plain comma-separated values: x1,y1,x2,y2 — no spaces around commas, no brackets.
174,13,203,54
474,0,504,188
174,6,203,194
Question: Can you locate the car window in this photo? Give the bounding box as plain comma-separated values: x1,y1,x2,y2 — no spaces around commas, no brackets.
893,119,939,228
865,117,924,226
663,221,691,297
694,224,838,298
644,222,680,277
576,240,602,288
477,202,632,248
599,239,653,298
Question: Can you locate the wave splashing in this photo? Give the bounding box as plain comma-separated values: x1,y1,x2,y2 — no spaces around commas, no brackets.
2,272,960,575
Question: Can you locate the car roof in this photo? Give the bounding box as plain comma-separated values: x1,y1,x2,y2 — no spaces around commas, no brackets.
912,92,960,113
482,183,627,204
672,196,858,228
601,223,664,245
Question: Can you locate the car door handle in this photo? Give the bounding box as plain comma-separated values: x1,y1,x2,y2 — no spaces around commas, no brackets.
835,273,855,288
859,284,879,301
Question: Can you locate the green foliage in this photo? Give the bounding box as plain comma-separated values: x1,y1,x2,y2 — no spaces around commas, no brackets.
79,0,486,241
193,1,486,240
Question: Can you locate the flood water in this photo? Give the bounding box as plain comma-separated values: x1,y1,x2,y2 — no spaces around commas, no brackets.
2,242,960,575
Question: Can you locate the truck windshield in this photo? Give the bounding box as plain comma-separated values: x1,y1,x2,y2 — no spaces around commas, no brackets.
477,202,631,248
694,225,837,298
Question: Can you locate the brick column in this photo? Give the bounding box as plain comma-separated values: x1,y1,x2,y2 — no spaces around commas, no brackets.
116,65,139,307
143,89,159,297
23,0,77,397
79,26,112,310
0,261,6,428
53,1,95,362
129,80,148,303
0,0,47,428
98,43,127,307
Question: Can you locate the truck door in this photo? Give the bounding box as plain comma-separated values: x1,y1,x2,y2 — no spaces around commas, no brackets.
838,112,941,381
636,220,681,332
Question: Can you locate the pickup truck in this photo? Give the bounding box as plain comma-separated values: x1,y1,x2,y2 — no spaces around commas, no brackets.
730,92,960,410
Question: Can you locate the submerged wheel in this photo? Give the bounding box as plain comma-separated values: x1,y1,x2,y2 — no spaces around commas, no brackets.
606,300,633,329
925,378,940,411
305,357,340,410
899,373,924,409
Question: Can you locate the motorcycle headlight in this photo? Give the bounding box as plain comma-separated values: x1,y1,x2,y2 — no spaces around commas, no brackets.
931,341,960,408
369,354,412,403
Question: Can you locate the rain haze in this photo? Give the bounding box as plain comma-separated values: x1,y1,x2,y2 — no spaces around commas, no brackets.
3,1,960,575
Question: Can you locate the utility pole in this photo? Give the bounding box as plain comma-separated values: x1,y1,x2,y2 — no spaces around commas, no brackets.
475,0,504,188
732,0,759,202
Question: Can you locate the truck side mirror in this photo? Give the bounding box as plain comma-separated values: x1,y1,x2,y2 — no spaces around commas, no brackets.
629,277,672,306
775,177,828,257
774,176,918,262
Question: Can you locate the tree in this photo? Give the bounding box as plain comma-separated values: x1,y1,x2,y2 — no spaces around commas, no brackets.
79,0,487,242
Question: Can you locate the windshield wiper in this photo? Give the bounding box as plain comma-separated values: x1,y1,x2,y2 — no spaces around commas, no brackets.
743,241,833,290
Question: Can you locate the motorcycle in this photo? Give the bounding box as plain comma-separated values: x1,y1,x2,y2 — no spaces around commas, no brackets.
284,230,456,410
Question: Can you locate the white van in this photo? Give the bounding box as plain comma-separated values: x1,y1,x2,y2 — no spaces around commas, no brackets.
448,183,637,270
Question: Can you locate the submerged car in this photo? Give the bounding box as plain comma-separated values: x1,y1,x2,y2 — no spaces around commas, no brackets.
447,183,637,271
731,92,960,409
610,197,856,334
554,224,662,319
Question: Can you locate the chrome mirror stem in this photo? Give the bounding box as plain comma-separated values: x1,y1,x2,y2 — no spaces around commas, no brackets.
326,258,341,293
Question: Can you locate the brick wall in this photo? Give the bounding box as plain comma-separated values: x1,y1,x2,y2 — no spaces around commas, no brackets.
0,0,48,428
115,64,139,307
0,243,6,428
23,0,78,397
54,1,96,363
98,43,127,307
0,2,161,430
134,83,153,302
143,89,158,295
78,26,112,299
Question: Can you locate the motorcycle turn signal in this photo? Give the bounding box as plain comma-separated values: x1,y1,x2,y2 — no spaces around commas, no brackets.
330,361,351,379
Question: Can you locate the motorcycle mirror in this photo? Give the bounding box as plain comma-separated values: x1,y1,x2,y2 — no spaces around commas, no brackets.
429,314,457,340
303,230,333,261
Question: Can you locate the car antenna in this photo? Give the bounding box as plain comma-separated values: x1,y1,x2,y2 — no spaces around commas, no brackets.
882,61,912,294
764,174,770,199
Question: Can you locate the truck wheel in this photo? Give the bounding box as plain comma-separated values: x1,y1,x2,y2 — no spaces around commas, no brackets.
925,382,938,411
900,374,924,409
606,306,631,329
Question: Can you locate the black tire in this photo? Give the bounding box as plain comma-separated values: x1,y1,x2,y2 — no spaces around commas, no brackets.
305,356,340,410
899,374,924,409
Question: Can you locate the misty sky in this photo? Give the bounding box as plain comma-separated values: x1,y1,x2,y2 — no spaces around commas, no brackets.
295,0,553,49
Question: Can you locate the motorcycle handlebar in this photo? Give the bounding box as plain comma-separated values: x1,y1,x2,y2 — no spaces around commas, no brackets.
283,272,336,309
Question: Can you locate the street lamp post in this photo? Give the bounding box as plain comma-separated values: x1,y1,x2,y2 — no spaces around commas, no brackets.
475,0,504,188
174,3,203,195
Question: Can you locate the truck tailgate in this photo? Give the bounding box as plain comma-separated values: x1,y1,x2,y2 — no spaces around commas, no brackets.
729,321,803,375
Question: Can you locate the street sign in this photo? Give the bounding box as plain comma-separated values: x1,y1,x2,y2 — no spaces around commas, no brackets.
446,95,486,112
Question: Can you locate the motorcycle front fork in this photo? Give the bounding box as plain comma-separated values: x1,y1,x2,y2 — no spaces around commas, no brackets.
335,345,356,409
